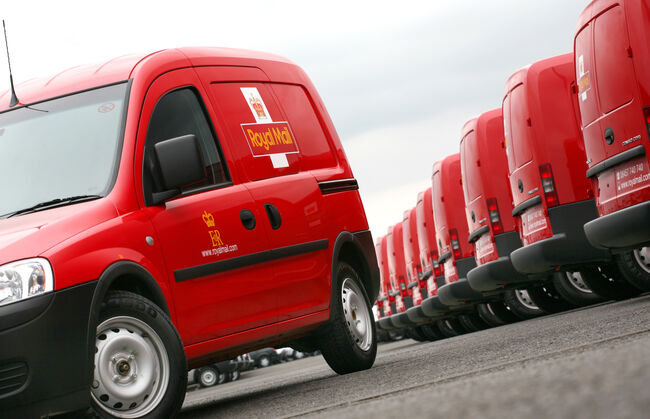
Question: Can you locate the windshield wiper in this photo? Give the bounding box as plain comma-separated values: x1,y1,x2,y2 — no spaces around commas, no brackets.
4,195,103,218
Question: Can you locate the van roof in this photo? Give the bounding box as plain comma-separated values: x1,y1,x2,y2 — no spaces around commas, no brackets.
577,0,615,30
503,54,572,100
0,47,295,111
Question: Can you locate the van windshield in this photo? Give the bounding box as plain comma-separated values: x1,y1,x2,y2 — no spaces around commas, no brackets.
0,83,128,217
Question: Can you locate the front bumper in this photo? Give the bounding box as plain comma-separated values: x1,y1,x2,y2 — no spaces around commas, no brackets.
0,282,96,418
584,199,650,252
511,199,611,275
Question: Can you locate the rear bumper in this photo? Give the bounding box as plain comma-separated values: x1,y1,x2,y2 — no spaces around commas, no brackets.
389,311,413,329
0,282,96,418
467,231,528,292
467,256,529,292
377,317,395,331
437,256,483,306
420,295,448,318
406,305,429,324
511,199,611,275
584,199,650,251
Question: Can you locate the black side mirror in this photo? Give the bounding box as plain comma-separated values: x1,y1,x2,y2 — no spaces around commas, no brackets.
151,134,206,205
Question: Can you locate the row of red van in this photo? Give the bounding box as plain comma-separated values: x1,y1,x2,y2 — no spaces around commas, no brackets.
374,0,650,339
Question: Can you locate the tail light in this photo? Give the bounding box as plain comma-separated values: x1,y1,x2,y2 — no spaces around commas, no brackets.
539,164,559,208
399,276,406,291
431,250,442,276
644,107,650,138
416,264,423,280
450,229,462,259
486,198,503,234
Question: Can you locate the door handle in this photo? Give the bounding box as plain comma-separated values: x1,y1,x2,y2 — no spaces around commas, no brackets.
264,203,282,230
240,209,256,230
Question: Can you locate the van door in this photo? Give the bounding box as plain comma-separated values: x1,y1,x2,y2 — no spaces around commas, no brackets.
136,69,277,345
197,68,330,321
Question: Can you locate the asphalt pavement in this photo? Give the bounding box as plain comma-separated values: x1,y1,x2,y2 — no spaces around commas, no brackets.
179,294,650,419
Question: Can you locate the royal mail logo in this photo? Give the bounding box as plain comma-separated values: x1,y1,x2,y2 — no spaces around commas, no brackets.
202,210,215,228
249,94,267,119
241,122,299,157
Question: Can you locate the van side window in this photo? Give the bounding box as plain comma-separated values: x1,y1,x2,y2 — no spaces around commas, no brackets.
143,88,229,204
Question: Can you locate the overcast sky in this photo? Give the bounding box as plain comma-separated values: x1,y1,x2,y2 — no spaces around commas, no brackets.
1,0,589,238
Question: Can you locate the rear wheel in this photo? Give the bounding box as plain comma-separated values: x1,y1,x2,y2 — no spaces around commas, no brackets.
417,324,443,341
257,355,271,368
503,289,543,319
91,291,186,419
614,249,650,292
477,301,519,326
198,366,218,388
552,271,605,306
319,262,377,374
435,318,465,338
406,327,427,342
527,283,575,314
579,262,642,300
457,313,490,332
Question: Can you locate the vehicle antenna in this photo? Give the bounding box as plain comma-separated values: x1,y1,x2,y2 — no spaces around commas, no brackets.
3,20,19,107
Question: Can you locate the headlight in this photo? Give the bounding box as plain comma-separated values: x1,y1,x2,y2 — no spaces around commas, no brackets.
0,258,53,307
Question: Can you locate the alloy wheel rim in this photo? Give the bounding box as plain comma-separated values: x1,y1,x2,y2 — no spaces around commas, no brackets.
342,277,373,351
92,316,169,418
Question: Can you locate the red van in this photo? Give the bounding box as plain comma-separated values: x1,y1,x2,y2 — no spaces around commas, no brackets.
386,222,413,329
375,236,396,331
416,188,444,295
432,155,491,331
577,0,650,291
504,53,637,309
0,48,379,418
460,109,542,321
403,207,426,305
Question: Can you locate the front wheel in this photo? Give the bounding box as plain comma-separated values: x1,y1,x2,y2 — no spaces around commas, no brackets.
91,291,186,419
319,262,377,375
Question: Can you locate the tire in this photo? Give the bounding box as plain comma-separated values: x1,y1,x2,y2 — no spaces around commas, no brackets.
198,366,218,388
406,327,427,342
526,283,575,314
230,370,241,381
578,263,642,300
457,313,490,332
257,355,271,368
503,289,543,319
319,262,377,375
552,271,605,306
435,318,465,338
476,301,519,327
387,330,405,341
614,249,650,292
91,291,186,419
417,324,443,341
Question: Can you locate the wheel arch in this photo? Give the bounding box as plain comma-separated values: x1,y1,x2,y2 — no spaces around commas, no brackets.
330,230,380,316
85,261,173,384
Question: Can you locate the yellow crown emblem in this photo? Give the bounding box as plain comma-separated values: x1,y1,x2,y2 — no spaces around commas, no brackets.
202,210,215,227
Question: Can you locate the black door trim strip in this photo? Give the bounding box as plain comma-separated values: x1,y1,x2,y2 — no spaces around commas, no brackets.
512,195,542,217
586,145,645,178
318,178,359,195
175,239,329,282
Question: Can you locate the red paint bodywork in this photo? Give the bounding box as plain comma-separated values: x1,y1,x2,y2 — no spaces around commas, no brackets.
416,188,442,296
0,48,372,367
431,154,473,284
460,109,514,265
387,222,409,312
402,207,424,306
375,236,393,317
503,54,591,245
575,0,650,215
